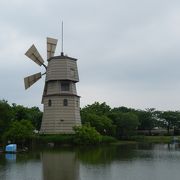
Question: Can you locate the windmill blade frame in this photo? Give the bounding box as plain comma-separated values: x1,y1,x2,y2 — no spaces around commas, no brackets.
25,45,45,66
24,72,42,89
47,37,58,59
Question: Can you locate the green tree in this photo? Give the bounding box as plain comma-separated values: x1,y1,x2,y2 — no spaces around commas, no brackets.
3,120,34,145
27,107,42,130
12,104,28,121
12,104,42,130
81,102,115,136
111,106,135,113
81,102,111,117
81,113,115,136
158,111,180,135
136,108,157,135
0,100,13,135
109,112,139,138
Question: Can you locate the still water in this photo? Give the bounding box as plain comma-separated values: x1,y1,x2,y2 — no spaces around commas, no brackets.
0,143,180,180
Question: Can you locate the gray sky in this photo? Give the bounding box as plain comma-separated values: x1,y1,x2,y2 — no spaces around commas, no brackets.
0,0,180,110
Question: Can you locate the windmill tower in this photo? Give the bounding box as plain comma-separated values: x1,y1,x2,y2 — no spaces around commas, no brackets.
24,37,81,134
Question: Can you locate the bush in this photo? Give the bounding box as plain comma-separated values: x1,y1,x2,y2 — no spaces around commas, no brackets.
73,125,102,145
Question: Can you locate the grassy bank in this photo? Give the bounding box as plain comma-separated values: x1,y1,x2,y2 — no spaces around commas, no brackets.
33,135,180,147
130,135,180,143
33,134,74,145
32,134,117,146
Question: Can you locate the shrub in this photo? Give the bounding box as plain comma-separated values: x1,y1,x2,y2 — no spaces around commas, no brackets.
73,125,102,145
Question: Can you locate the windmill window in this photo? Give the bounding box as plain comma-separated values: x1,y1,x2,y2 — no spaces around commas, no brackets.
48,99,52,106
61,82,70,91
63,99,68,106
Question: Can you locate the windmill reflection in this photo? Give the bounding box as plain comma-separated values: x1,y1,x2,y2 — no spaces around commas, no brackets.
41,151,79,180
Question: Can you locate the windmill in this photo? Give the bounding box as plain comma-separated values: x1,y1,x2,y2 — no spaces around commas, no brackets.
24,37,81,134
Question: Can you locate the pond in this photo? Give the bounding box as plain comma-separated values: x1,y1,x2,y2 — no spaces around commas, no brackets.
0,143,180,180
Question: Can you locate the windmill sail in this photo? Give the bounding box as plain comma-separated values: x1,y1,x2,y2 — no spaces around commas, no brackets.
24,72,42,89
47,37,58,59
25,45,44,66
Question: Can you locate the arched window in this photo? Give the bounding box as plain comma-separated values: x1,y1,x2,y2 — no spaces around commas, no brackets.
48,99,52,106
63,99,68,106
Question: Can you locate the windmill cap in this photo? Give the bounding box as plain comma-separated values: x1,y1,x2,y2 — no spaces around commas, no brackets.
47,55,77,62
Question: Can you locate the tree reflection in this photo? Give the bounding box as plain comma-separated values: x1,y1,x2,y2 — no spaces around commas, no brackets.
76,144,138,165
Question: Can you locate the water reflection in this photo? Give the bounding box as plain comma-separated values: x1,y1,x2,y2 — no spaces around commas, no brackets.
77,145,138,165
77,144,180,180
41,150,79,180
0,152,42,180
5,153,16,161
0,144,180,180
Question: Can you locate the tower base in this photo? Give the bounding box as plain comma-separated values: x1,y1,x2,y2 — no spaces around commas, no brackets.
40,95,81,134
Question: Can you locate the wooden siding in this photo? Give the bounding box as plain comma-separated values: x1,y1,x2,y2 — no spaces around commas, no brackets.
46,58,79,82
47,81,59,94
46,81,77,95
40,96,81,134
66,60,79,80
71,83,77,94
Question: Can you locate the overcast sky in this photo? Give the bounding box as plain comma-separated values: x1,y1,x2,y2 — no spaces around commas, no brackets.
0,0,180,111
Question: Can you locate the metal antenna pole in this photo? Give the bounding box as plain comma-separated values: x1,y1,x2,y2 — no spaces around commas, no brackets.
61,21,64,55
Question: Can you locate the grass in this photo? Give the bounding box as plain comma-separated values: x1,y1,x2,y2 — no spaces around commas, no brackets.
130,135,180,143
33,134,180,146
34,134,74,145
111,135,180,145
33,134,118,146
